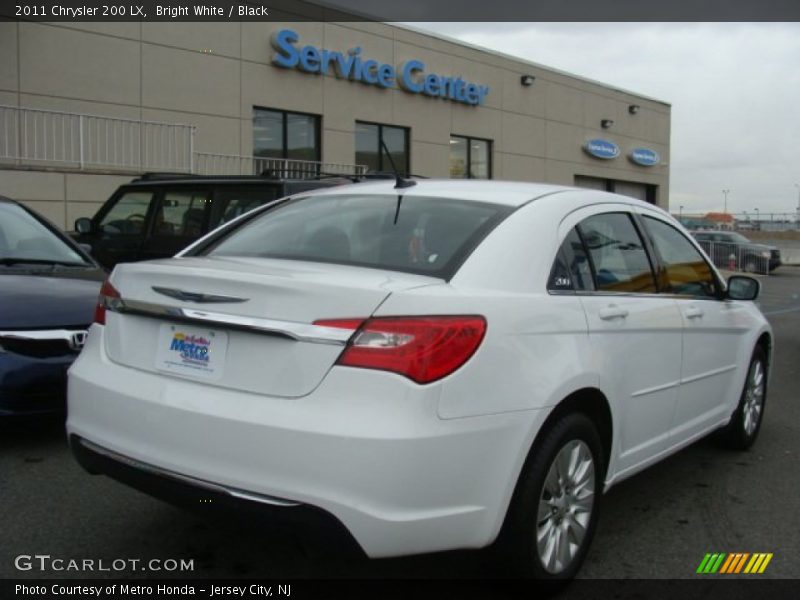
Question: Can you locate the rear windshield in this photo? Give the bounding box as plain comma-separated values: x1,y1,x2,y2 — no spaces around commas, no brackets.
203,194,513,279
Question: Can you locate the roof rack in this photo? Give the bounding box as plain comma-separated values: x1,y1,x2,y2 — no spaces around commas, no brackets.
133,171,371,183
360,171,429,180
134,172,205,181
130,170,427,184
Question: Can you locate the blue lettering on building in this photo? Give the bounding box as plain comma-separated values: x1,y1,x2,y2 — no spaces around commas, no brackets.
270,29,490,106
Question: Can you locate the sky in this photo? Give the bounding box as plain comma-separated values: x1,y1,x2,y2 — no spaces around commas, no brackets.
412,23,800,217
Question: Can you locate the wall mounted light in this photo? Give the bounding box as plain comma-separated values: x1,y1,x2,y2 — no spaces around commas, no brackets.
628,104,640,115
520,75,535,86
601,119,614,129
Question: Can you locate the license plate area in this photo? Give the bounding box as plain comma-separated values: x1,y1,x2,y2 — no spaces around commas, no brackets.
155,323,228,381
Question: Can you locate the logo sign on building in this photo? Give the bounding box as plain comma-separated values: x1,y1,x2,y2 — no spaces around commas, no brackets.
629,147,661,166
270,29,490,106
583,139,620,160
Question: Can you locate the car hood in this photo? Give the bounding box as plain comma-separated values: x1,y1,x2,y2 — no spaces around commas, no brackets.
749,242,778,252
0,270,104,329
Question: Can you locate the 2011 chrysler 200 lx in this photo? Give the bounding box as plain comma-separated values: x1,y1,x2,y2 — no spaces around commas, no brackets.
68,180,771,579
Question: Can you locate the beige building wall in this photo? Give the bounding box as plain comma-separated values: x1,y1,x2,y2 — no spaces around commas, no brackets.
0,19,670,229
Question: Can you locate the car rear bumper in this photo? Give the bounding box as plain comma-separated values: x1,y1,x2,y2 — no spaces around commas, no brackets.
69,434,366,556
67,324,543,558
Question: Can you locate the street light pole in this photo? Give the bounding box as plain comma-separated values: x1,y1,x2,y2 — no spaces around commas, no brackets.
722,189,730,214
795,183,800,229
679,205,684,219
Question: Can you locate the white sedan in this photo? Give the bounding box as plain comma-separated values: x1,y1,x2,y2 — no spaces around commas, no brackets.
67,180,771,579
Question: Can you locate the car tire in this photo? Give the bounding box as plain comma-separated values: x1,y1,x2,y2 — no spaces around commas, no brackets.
718,346,768,450
498,412,604,580
743,258,759,273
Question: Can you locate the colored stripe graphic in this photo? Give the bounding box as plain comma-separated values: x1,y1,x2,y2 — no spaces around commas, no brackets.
697,554,713,573
733,553,750,573
758,554,773,573
697,553,727,573
719,554,736,574
744,553,774,574
698,552,772,574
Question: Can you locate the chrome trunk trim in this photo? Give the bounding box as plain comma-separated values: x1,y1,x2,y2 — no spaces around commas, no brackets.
108,298,355,345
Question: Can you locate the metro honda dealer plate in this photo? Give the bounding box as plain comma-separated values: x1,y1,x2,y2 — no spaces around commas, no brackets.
154,323,228,381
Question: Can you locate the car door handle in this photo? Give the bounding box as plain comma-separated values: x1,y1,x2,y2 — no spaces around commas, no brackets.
599,305,629,320
684,306,704,319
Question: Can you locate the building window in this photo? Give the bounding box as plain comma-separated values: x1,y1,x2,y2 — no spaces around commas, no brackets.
253,107,320,162
355,121,409,175
575,175,657,205
450,135,492,179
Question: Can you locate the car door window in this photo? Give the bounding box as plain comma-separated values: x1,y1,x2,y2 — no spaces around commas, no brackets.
548,228,595,291
97,191,153,236
578,213,656,293
643,216,718,298
153,190,210,237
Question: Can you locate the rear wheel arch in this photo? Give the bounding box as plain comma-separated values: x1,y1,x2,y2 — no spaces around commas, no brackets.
541,388,613,478
494,390,612,578
502,387,613,526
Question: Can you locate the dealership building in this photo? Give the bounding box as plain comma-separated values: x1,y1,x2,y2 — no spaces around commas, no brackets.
0,17,671,229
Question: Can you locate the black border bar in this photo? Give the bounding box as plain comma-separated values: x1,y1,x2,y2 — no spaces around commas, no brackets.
3,578,800,600
2,0,800,22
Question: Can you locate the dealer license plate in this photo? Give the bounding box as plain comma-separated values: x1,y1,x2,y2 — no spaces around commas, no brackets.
155,323,228,381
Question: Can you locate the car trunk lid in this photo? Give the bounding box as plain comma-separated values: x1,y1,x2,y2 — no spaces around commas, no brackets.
103,256,441,397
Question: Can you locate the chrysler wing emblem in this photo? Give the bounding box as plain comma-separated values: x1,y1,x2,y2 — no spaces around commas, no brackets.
151,286,249,304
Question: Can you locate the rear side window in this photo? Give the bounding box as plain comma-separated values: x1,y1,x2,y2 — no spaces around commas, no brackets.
153,190,211,238
548,228,595,291
578,213,656,293
205,194,513,279
643,216,718,298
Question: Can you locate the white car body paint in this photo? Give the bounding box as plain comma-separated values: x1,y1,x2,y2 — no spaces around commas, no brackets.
67,181,771,558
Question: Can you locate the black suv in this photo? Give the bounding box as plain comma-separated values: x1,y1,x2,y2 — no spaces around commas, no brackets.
692,230,782,273
72,174,354,269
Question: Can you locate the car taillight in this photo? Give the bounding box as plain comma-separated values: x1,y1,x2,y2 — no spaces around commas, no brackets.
315,316,486,384
93,279,121,325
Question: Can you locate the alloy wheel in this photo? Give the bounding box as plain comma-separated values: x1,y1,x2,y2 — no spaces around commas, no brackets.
743,359,765,437
536,439,595,574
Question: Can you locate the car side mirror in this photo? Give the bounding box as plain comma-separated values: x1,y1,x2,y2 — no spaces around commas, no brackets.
74,217,94,235
727,275,760,301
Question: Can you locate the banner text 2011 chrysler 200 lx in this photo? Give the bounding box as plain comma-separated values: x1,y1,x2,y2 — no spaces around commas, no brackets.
68,180,770,579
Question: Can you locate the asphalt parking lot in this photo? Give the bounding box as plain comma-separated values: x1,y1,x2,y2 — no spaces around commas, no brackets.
2,269,799,581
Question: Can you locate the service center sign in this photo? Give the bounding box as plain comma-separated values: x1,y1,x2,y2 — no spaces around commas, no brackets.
583,139,620,160
271,29,490,106
629,147,660,166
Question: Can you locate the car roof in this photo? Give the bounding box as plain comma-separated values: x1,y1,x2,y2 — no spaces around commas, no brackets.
301,179,658,209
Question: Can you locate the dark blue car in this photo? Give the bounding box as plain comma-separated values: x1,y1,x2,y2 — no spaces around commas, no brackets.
0,196,105,417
